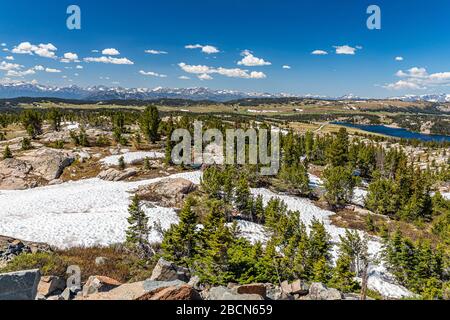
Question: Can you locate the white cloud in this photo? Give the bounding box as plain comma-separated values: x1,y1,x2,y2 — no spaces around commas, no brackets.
61,52,79,63
102,48,120,56
0,61,22,71
334,45,358,55
7,68,36,77
12,42,57,59
145,49,168,55
311,50,328,55
91,50,99,53
384,80,423,90
178,62,266,79
139,70,167,78
185,44,219,54
1,43,6,47
76,65,83,69
178,75,190,80
396,67,428,78
237,50,271,67
384,66,450,90
282,65,291,69
395,56,404,61
178,62,212,74
5,56,14,61
45,68,61,73
198,73,213,80
84,56,134,65
33,65,45,71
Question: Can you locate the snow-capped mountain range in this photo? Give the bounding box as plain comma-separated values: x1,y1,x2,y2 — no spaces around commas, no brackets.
0,83,294,102
389,94,450,103
0,82,448,103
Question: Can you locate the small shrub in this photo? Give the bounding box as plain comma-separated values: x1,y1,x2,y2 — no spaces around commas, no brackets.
21,137,32,150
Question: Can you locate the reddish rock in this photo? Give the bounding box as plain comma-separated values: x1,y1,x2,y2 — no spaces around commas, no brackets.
236,284,267,298
137,285,201,300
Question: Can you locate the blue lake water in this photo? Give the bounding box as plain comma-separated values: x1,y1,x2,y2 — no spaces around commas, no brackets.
334,122,450,142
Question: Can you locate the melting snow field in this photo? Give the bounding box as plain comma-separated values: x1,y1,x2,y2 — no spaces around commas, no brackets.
0,171,201,248
0,169,412,298
100,151,164,166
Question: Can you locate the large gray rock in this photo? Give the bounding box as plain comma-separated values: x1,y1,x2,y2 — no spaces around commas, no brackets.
135,178,196,208
0,269,41,300
97,168,137,181
37,276,66,297
306,282,343,300
19,147,75,181
143,279,187,292
0,158,33,190
203,286,264,300
150,258,190,282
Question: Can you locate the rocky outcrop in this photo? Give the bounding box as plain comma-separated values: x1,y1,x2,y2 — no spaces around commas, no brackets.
138,284,201,300
97,168,137,181
0,236,52,267
37,276,66,298
19,147,75,181
303,282,343,300
0,269,41,300
82,276,122,297
0,158,34,190
150,258,190,282
0,147,75,190
135,178,196,207
203,286,264,300
236,283,267,298
281,279,309,296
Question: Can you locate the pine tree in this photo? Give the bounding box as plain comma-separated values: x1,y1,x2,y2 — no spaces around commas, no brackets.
21,137,32,151
143,157,151,170
3,145,12,159
161,198,198,266
200,166,223,199
118,156,126,170
323,165,355,208
326,128,349,166
195,201,234,284
235,176,251,215
330,253,359,293
125,195,151,258
139,105,160,143
20,109,42,139
48,108,62,132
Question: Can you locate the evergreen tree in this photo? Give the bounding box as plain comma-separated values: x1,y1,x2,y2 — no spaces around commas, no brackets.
125,195,151,258
326,128,349,166
161,198,198,266
277,162,310,195
48,108,62,132
21,137,32,150
118,156,126,170
195,201,234,284
139,105,160,143
330,253,359,293
21,110,42,139
3,145,12,159
235,176,251,215
143,157,151,170
323,165,355,208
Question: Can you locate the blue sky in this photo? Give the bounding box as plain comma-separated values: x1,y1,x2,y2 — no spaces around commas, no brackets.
0,0,449,97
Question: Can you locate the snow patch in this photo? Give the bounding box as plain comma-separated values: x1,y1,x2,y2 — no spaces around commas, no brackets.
100,151,164,166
